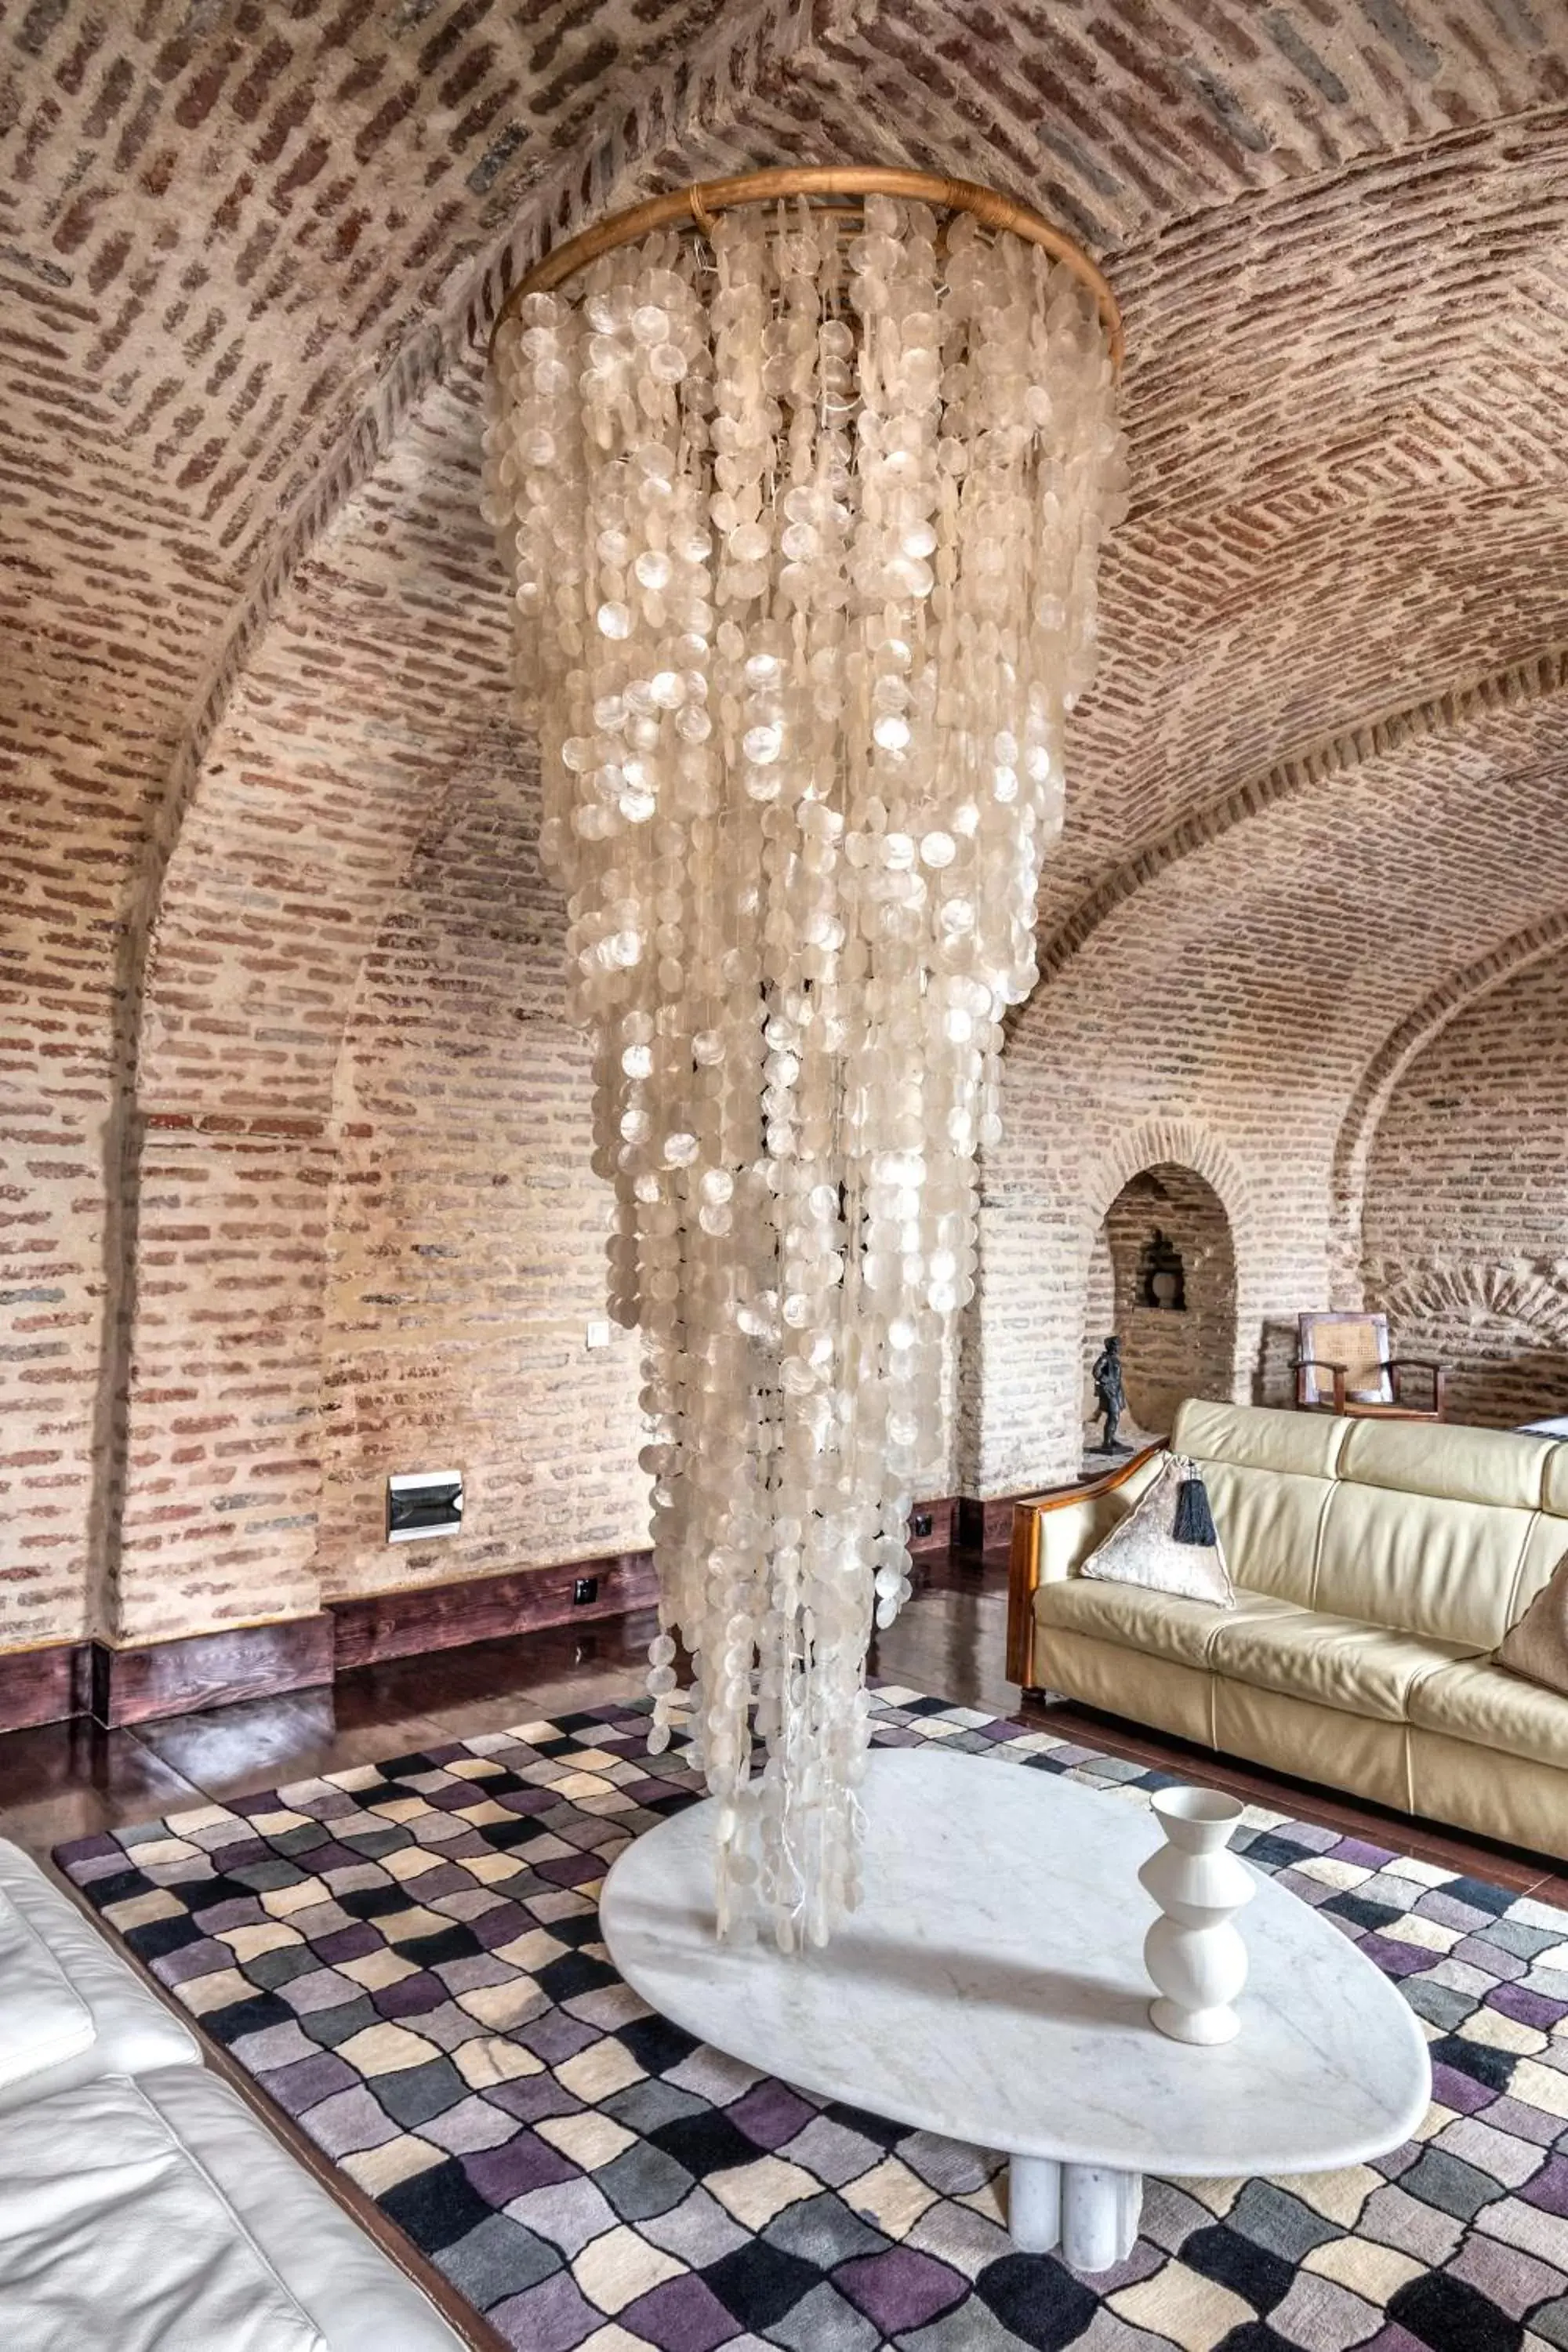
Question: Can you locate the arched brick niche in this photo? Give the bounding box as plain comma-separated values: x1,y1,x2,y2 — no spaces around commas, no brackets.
1363,949,1568,1430
960,1095,1264,1496
1085,1165,1239,1443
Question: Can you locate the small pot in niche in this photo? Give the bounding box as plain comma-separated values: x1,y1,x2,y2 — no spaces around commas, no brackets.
1138,1785,1254,2045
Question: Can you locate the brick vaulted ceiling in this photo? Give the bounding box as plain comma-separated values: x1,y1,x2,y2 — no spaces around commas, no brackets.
4,0,1566,1063
4,2,1568,1628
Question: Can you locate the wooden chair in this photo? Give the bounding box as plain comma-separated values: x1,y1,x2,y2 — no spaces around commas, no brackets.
1293,1312,1446,1422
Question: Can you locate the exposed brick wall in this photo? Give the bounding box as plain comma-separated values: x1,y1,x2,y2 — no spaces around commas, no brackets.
116,368,652,1632
1365,952,1568,1430
9,0,1568,1653
318,758,646,1600
114,1119,333,1646
963,684,1568,1497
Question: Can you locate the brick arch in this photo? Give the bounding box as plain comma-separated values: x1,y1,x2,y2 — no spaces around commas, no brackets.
89,4,827,1650
1083,1118,1256,1247
1081,1120,1260,1412
1377,1263,1568,1352
1327,916,1568,1306
108,372,510,1642
103,31,837,1647
954,1106,1270,1501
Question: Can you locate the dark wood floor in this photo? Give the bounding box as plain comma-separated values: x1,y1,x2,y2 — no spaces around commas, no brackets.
3,1548,1566,1906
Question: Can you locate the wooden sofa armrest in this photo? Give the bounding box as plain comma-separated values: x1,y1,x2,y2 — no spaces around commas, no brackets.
1006,1443,1166,1691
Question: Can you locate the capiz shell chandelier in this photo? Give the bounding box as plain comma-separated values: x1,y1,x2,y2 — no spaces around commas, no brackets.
483,169,1126,1951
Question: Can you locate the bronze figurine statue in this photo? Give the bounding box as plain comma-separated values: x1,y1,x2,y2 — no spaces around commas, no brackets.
1092,1334,1128,1454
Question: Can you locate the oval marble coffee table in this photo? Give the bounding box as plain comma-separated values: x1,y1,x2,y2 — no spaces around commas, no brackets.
600,1745,1431,2274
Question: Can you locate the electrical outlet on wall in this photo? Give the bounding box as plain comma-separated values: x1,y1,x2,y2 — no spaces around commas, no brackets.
586,1319,612,1350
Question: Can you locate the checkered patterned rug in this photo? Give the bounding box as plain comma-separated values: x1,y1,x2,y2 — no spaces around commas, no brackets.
54,1688,1568,2352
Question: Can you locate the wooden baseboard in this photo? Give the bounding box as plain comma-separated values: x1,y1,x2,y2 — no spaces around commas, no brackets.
90,1615,336,1728
328,1551,660,1671
909,1496,956,1555
0,1641,93,1733
0,1498,964,1732
956,1494,1036,1552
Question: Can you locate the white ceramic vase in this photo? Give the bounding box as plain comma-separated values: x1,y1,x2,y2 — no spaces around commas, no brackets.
1138,1785,1254,2045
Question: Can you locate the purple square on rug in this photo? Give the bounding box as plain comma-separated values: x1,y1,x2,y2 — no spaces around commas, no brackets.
619,2270,739,2352
463,2131,579,2208
834,2245,969,2331
1432,2063,1497,2116
374,1971,449,2020
191,1896,266,1934
1524,2153,1568,2216
268,2050,361,2116
518,2010,601,2066
157,1937,235,1985
485,2076,583,2127
1489,1984,1568,2031
473,1904,532,1951
728,2081,817,2153
1356,1933,1431,1978
506,1788,568,1815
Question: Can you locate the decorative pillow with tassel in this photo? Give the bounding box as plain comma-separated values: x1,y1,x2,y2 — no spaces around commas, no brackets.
1495,1550,1568,1698
1078,1453,1234,1606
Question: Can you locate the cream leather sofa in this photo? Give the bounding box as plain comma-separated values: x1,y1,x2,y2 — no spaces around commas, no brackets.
0,1839,467,2352
1010,1399,1568,1860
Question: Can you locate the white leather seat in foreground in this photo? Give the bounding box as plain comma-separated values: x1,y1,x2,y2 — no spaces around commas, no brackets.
0,1842,198,2114
0,2065,466,2352
0,1840,470,2350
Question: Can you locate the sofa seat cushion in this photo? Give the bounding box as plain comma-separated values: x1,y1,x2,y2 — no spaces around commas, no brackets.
0,1843,198,2114
1036,1579,1298,1672
1406,1658,1568,1773
1206,1605,1480,1724
0,2066,465,2352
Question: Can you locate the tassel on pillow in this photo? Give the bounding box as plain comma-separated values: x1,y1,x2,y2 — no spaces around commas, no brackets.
1172,1459,1218,1548
1079,1451,1232,1604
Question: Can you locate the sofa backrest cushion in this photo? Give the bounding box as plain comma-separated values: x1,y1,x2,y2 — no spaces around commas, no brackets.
1171,1402,1338,1606
1514,1456,1568,1626
1174,1401,1564,1651
1314,1484,1537,1648
1315,1421,1553,1648
1174,1400,1350,1479
1336,1420,1552,1512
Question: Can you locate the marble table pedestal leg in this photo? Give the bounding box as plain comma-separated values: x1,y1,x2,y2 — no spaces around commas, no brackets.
1008,2157,1142,2271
